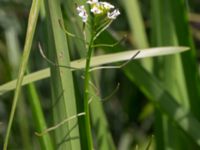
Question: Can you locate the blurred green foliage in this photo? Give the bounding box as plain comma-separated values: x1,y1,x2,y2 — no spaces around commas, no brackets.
0,0,200,149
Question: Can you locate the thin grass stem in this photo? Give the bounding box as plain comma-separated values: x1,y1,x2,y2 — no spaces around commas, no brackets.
3,0,41,149
35,112,85,136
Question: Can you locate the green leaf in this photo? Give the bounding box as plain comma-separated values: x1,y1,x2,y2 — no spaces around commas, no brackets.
3,1,54,150
124,62,200,147
0,47,188,95
44,0,81,149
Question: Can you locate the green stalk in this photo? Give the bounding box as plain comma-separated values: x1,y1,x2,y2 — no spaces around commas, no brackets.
3,0,41,149
83,37,94,150
27,83,53,150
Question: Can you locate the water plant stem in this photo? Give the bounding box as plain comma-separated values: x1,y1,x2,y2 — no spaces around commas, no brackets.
83,36,94,150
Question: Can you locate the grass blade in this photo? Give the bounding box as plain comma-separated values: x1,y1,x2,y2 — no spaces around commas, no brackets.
151,0,200,149
151,0,189,149
124,62,200,147
121,0,153,71
90,90,116,150
3,0,42,149
0,47,189,96
44,0,81,149
121,0,149,48
26,82,54,149
169,0,200,118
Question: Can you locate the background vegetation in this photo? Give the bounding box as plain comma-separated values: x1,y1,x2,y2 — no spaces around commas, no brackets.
0,0,200,149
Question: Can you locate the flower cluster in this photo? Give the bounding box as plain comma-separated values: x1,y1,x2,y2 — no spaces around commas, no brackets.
77,0,120,23
77,5,88,23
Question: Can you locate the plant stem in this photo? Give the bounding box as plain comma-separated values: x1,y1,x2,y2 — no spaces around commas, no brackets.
83,36,94,150
3,0,41,149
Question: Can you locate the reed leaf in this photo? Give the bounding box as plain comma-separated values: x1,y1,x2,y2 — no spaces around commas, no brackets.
44,0,81,149
0,47,188,96
3,1,47,149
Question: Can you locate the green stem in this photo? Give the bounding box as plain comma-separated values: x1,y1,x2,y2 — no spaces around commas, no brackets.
83,36,94,150
3,0,41,149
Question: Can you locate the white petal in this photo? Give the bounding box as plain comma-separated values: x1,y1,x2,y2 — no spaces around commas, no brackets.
107,9,120,20
100,2,114,10
77,5,88,22
77,5,84,12
87,0,98,4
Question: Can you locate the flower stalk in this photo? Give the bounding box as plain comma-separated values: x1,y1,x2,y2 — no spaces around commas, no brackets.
83,36,95,149
76,0,120,149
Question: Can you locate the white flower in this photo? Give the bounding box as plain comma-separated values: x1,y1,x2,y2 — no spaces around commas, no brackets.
88,1,115,15
100,2,114,10
107,9,120,20
87,0,98,4
77,5,88,22
91,5,102,14
77,1,120,22
77,5,86,15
